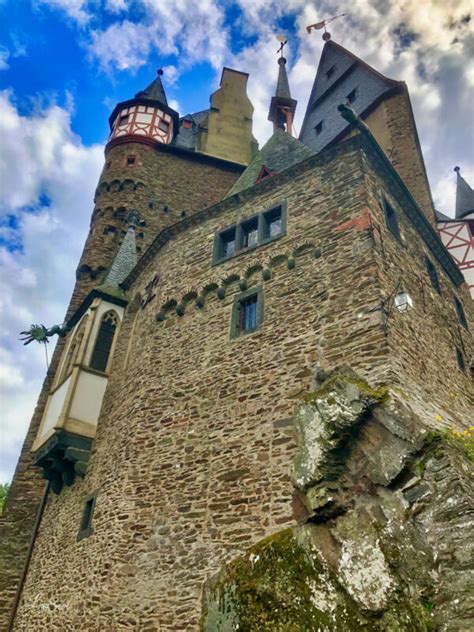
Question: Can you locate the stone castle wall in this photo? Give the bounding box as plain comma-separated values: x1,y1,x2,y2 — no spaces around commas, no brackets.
12,138,471,630
0,142,241,630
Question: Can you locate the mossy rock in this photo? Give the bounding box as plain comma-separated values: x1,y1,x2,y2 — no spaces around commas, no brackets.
200,528,430,631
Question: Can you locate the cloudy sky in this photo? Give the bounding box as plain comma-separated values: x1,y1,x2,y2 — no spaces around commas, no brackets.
0,0,473,484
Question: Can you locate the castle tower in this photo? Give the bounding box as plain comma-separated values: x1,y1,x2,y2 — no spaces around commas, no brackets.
268,53,297,135
0,67,252,629
299,39,437,228
2,40,473,632
436,167,474,297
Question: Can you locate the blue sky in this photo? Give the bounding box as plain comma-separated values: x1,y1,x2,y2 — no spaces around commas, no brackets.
0,0,473,484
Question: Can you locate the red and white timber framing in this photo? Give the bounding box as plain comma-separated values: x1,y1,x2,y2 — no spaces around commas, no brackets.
437,217,474,298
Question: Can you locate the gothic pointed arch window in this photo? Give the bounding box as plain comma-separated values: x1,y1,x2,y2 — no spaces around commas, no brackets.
90,311,119,373
58,315,89,384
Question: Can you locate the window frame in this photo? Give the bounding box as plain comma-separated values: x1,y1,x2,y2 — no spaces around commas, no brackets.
383,198,402,242
77,493,97,541
89,310,119,374
230,286,264,339
212,202,287,266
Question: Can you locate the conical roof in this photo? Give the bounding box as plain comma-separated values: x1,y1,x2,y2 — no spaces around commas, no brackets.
275,57,292,99
101,215,138,289
135,69,168,105
454,167,474,219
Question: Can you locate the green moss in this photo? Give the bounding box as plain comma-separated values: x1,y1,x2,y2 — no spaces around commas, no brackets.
300,372,389,407
200,529,365,631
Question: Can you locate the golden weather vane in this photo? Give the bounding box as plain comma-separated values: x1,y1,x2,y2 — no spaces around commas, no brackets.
306,13,346,41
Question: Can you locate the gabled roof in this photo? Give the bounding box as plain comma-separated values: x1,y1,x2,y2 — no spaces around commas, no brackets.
171,110,210,152
455,167,474,219
299,40,402,153
226,129,315,197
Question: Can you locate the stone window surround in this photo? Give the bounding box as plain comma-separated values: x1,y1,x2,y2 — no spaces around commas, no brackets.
212,201,287,266
230,285,264,340
77,492,98,541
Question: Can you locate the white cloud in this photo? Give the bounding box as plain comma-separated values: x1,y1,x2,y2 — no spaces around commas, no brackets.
35,0,91,24
0,47,9,70
0,90,104,483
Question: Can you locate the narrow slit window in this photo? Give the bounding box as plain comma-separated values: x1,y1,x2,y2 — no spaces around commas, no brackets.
90,311,118,373
315,121,323,136
383,199,401,242
454,297,468,329
241,217,259,249
425,258,441,294
77,495,97,541
127,155,136,166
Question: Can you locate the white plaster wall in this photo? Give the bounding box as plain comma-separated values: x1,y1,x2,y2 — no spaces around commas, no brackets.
40,376,71,436
69,371,108,425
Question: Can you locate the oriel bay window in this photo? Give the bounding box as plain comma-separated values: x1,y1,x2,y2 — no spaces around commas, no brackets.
213,202,287,265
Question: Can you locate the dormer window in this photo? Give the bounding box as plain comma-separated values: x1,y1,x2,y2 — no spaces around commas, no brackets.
315,121,323,136
182,119,192,129
347,88,358,104
256,165,273,183
326,65,336,80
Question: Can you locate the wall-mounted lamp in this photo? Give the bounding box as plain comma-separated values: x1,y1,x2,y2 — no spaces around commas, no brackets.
362,280,414,334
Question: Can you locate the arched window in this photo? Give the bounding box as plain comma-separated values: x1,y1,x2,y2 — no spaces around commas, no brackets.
59,316,89,383
90,311,119,373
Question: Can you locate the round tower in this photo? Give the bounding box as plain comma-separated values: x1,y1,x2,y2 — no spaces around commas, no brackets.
74,70,243,312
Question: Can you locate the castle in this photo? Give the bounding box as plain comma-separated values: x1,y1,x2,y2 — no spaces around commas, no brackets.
0,34,473,631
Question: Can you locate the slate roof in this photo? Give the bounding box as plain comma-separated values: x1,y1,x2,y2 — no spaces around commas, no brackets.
299,40,402,154
135,70,168,105
101,227,138,289
434,209,453,222
171,110,209,152
275,57,292,99
455,168,474,219
226,129,315,197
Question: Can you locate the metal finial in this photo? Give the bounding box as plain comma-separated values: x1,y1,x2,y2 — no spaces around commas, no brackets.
454,166,461,173
157,68,164,76
276,35,288,58
306,13,346,40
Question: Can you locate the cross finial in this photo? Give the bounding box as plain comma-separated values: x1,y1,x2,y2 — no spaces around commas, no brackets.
276,35,288,58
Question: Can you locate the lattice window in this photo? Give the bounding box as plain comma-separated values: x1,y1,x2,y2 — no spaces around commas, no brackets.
90,311,119,373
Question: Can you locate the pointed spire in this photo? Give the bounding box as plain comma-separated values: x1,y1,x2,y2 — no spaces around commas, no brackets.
135,68,168,105
102,211,139,288
454,166,474,219
268,48,297,135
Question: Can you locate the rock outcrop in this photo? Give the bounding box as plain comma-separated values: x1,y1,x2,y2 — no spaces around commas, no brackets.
200,368,474,631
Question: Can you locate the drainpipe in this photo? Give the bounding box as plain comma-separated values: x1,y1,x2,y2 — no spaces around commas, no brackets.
8,481,50,631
